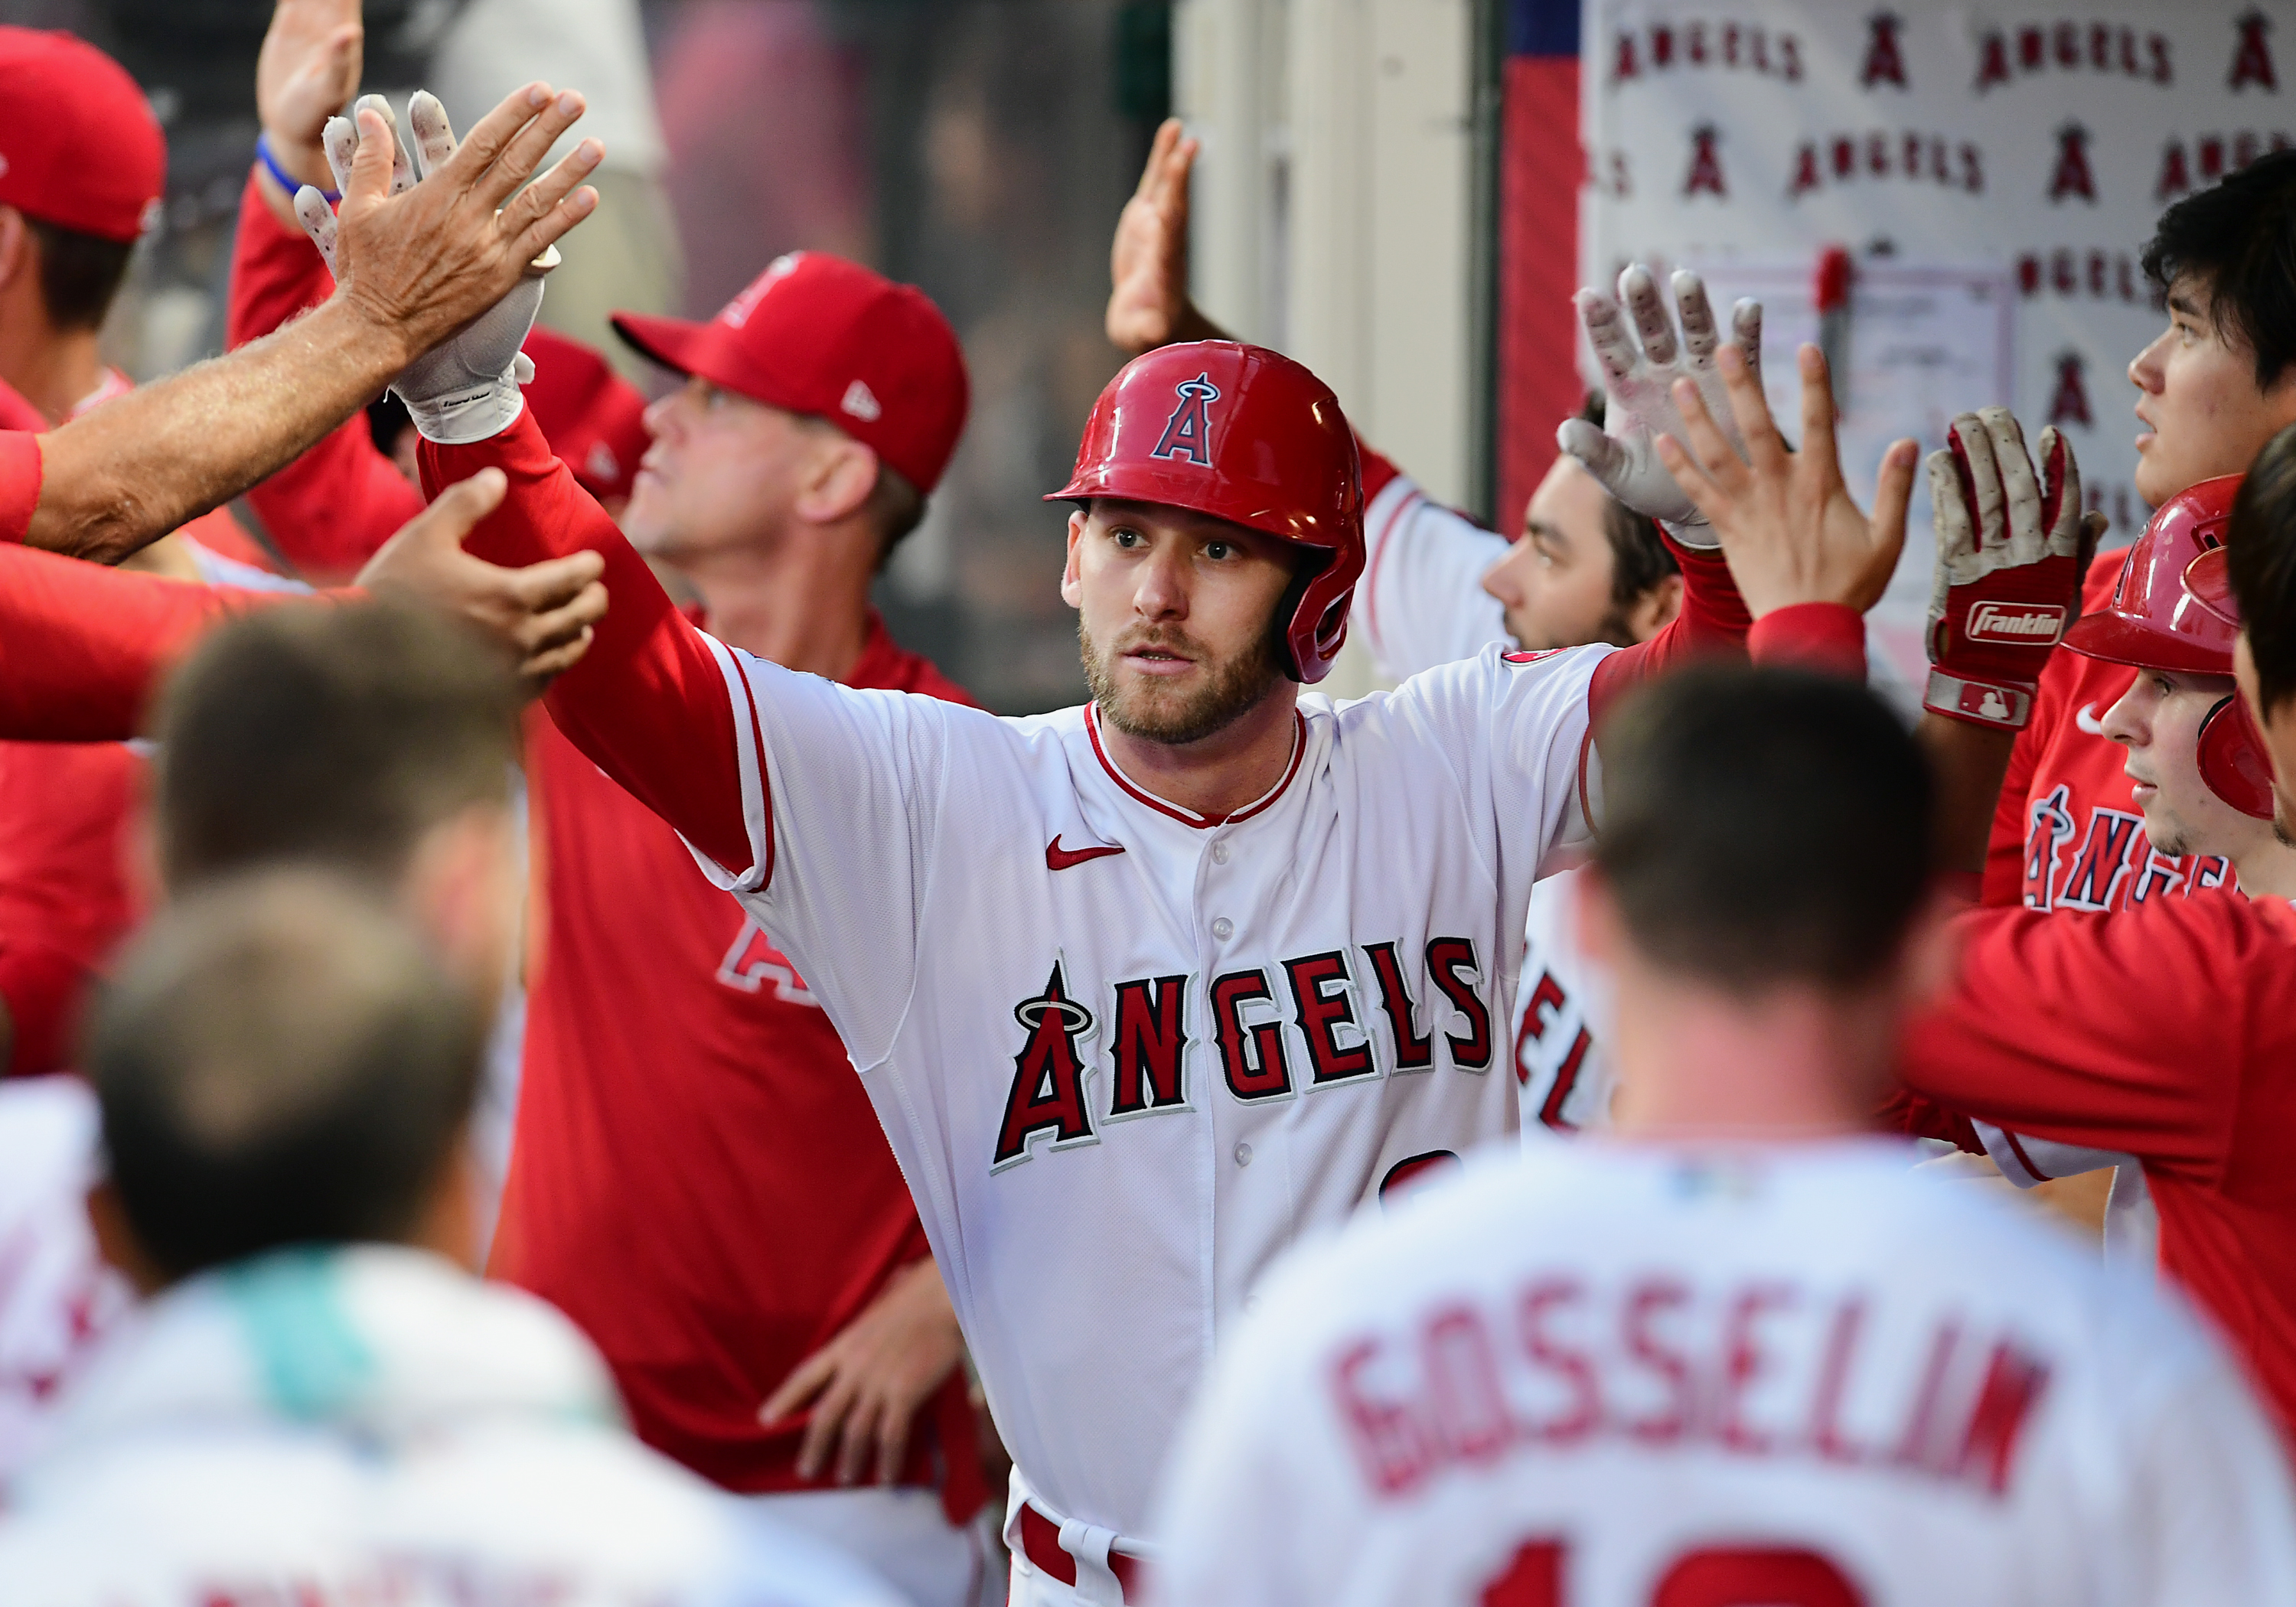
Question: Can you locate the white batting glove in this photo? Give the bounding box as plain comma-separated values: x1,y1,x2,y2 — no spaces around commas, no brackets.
1557,266,1763,548
296,92,550,445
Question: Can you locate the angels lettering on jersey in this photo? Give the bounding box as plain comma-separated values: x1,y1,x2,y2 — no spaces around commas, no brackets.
2021,783,2232,911
995,940,1493,1174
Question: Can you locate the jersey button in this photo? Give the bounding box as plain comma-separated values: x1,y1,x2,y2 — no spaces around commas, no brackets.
1211,841,1230,864
1212,917,1234,940
1234,1142,1253,1166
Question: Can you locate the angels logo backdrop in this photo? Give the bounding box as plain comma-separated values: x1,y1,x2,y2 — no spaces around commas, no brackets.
1577,1,2290,675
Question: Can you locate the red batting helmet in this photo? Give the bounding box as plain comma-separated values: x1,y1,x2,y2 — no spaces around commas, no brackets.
2063,476,2240,674
1049,341,1364,683
2185,543,2279,821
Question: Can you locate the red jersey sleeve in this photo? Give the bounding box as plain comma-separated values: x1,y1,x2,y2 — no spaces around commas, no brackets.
227,170,425,580
1899,897,2296,1180
419,413,755,875
0,543,291,740
0,431,39,545
1584,535,1752,722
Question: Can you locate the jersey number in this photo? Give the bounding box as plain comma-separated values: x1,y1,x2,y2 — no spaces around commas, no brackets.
1484,1540,1863,1607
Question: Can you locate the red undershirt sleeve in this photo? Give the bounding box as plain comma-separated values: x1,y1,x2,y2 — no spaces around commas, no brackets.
227,169,426,580
419,412,755,875
1896,898,2296,1179
0,543,297,739
1584,534,1752,722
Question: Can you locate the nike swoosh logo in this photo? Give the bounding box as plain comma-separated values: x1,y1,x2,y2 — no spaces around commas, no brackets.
2076,702,2105,735
1046,836,1126,871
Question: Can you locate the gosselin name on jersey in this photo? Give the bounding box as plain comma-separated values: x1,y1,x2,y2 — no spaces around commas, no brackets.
1334,1263,2044,1502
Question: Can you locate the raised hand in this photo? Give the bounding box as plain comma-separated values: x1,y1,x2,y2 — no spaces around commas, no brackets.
1107,116,1226,355
255,0,363,196
298,83,598,383
1922,409,2090,730
356,469,608,686
1558,266,1763,542
301,90,573,442
1655,341,1919,618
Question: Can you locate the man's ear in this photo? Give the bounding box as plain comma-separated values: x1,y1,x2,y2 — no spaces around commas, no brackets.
1060,507,1088,608
793,435,881,526
86,1178,168,1296
1629,572,1684,642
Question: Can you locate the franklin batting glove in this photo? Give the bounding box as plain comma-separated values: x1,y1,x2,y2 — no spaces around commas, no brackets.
1923,409,2086,731
1557,265,1762,548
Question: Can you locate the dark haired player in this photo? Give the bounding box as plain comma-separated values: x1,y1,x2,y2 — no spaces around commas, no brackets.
1150,665,2296,1607
1665,304,2296,1440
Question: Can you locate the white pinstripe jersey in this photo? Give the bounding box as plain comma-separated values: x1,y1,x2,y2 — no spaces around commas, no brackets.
677,638,1606,1540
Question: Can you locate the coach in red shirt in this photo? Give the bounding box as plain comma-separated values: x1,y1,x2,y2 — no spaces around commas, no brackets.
489,255,993,1605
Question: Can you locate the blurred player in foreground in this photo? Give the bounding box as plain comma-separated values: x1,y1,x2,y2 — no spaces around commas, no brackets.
1148,663,2296,1607
0,872,905,1606
1656,311,2296,1439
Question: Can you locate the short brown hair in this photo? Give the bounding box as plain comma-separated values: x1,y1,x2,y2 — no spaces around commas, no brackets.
1595,665,1935,991
153,600,522,891
89,870,486,1283
24,215,134,333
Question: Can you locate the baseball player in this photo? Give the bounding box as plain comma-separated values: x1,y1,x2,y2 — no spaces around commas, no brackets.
331,88,1937,1603
1984,152,2296,921
1107,119,1709,1139
1147,663,2296,1607
1667,334,2296,1437
1925,478,2296,1259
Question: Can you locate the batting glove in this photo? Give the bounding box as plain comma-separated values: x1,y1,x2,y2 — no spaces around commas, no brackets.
296,92,553,445
1923,409,2086,731
1557,265,1763,548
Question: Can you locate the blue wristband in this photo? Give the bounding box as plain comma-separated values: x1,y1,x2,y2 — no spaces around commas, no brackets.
256,131,338,204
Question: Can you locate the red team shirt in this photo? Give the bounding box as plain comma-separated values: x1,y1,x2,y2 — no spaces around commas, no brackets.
497,618,987,1513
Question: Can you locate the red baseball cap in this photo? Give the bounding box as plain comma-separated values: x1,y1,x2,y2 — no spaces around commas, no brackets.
0,28,164,243
520,325,652,504
611,252,968,493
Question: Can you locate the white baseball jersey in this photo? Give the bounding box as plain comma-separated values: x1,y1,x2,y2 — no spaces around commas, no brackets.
1357,471,1621,1137
1149,1139,2296,1607
0,1076,131,1483
683,636,1604,1544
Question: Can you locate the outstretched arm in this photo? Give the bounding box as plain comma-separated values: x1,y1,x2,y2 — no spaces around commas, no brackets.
422,412,755,873
0,471,608,742
18,83,598,564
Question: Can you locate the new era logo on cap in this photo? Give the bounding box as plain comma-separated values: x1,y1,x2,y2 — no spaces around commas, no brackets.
841,380,882,422
1967,601,2066,643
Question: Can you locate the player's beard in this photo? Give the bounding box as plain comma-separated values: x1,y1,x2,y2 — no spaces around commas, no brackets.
1081,619,1287,746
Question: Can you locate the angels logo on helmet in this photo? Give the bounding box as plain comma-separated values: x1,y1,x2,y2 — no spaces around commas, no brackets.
1151,373,1221,466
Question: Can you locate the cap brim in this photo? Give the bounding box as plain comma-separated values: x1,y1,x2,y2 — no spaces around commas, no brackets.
2061,608,2235,675
609,311,711,380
